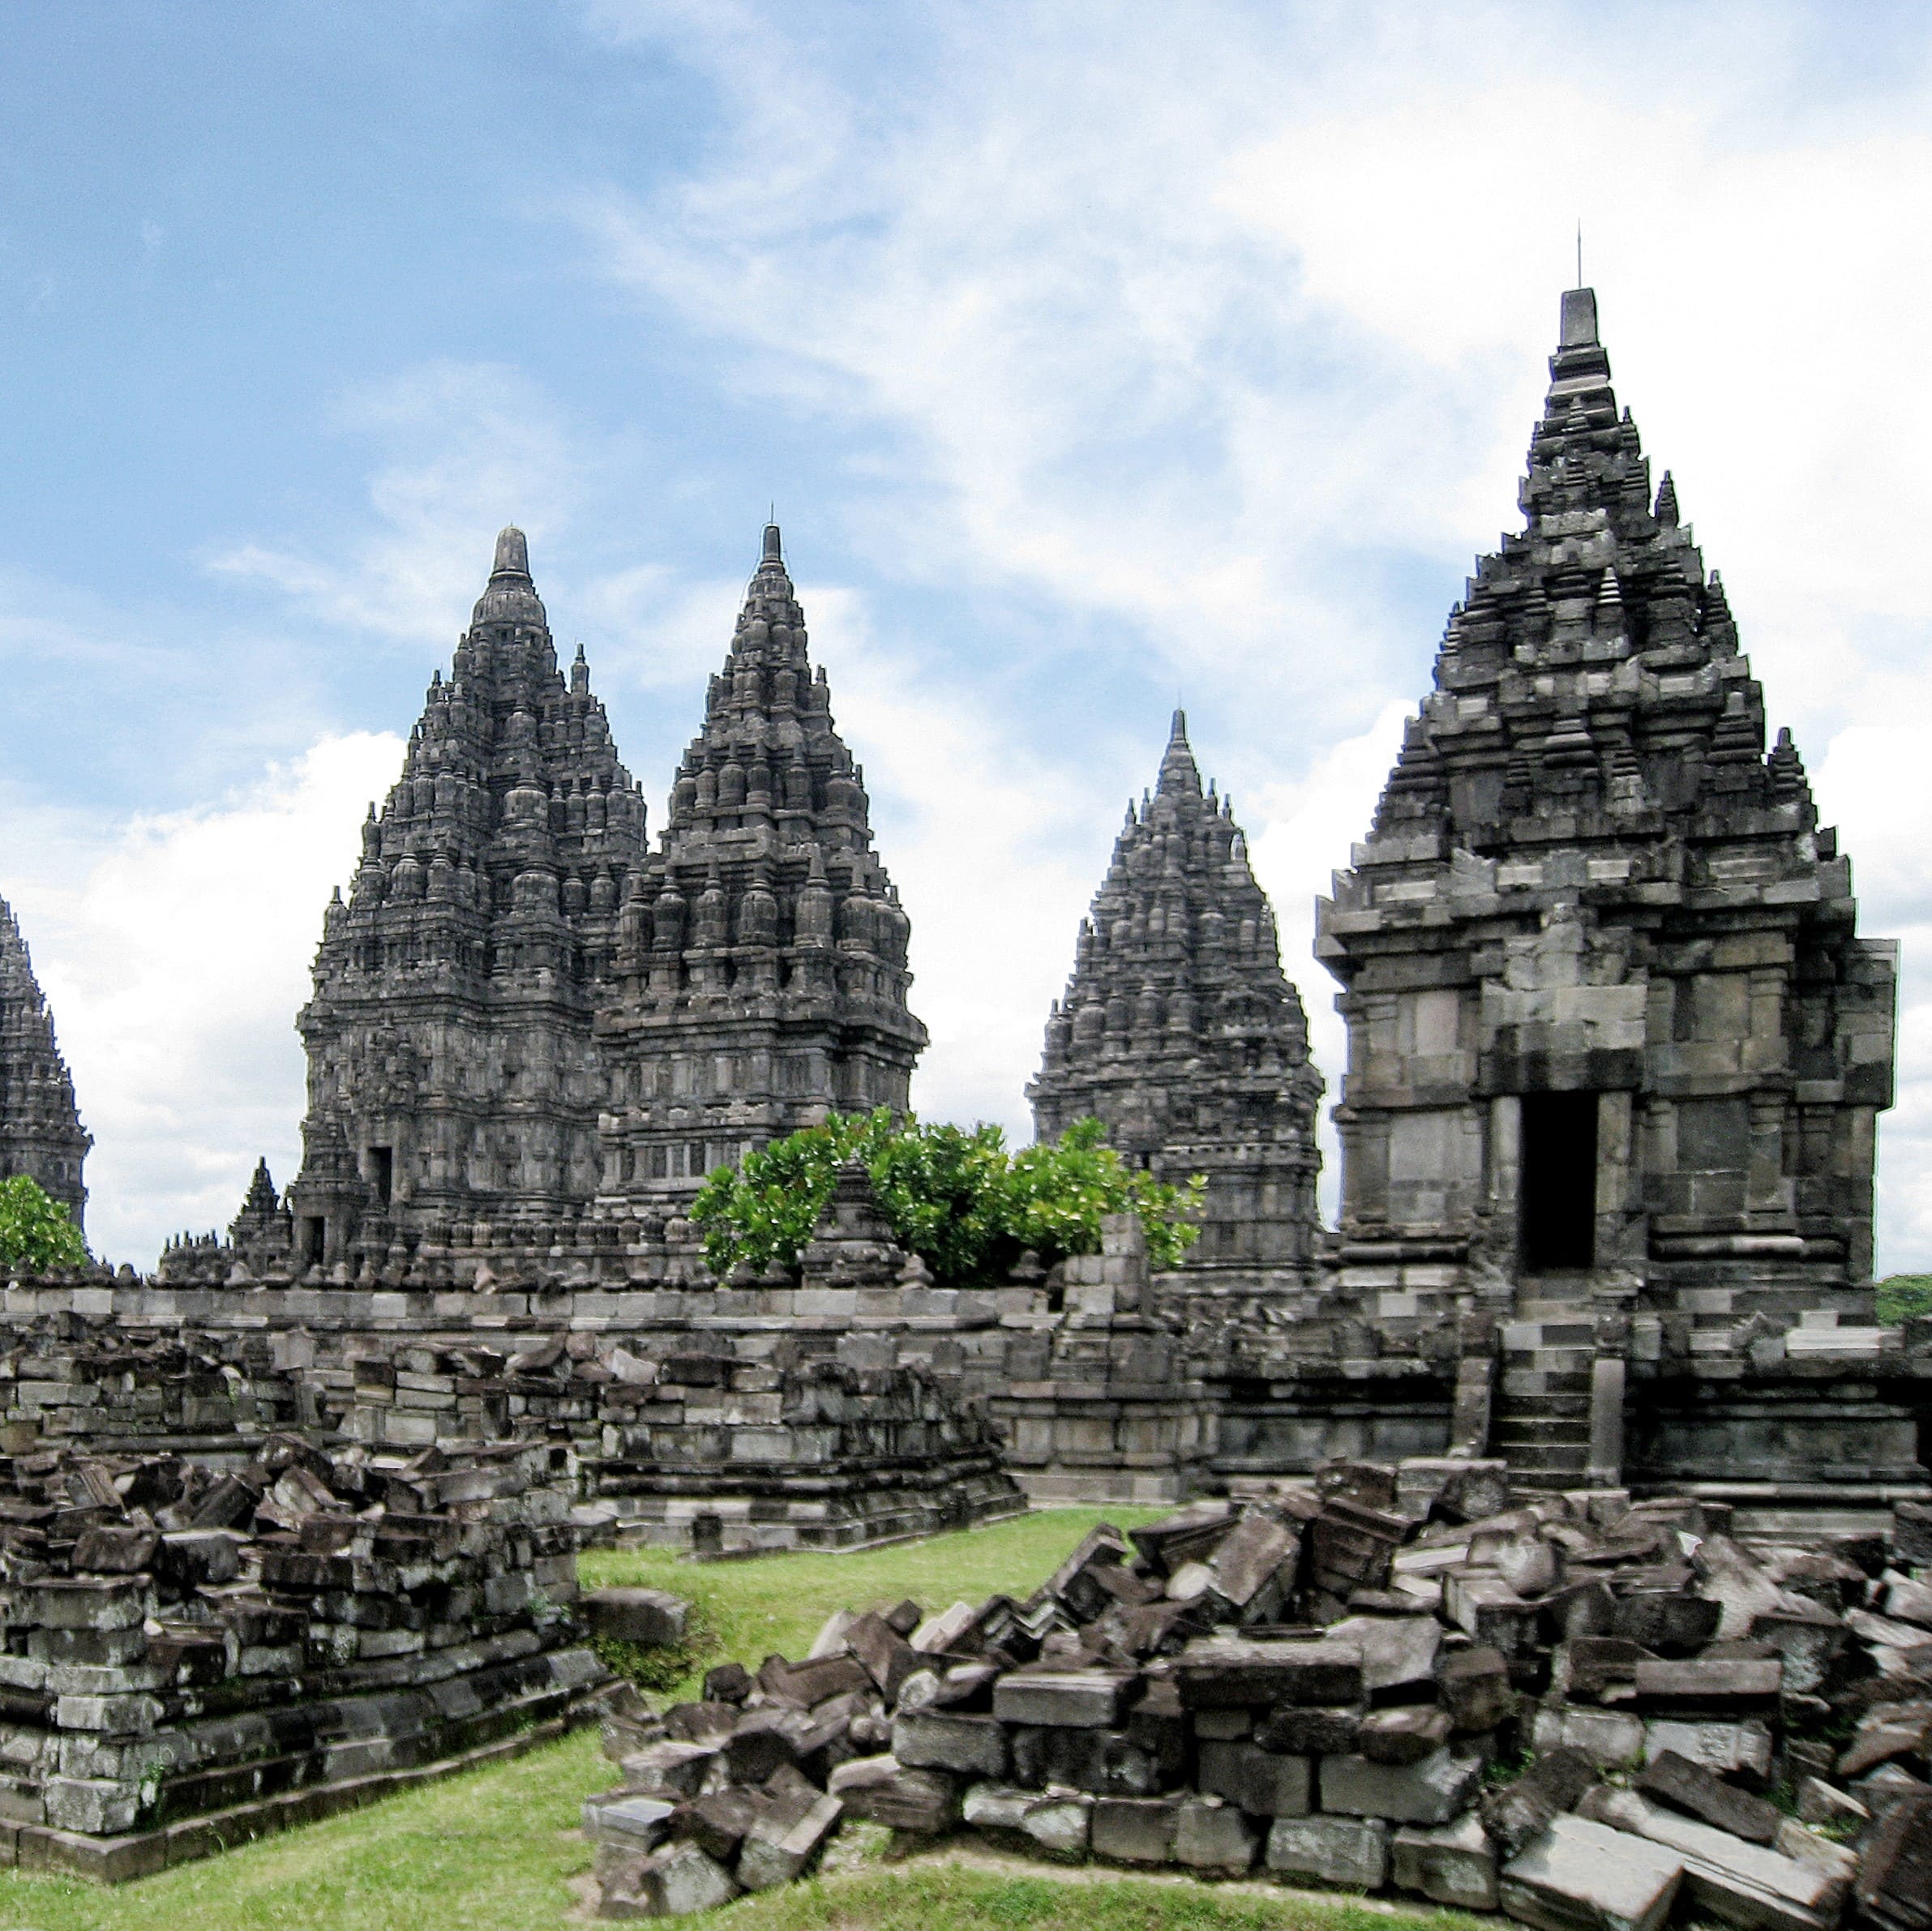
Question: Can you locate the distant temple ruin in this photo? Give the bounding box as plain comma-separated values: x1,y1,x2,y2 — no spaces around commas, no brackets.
0,285,1917,1526
1030,712,1323,1292
0,897,88,1231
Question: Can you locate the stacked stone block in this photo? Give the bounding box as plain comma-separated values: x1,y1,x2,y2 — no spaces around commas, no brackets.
0,1429,602,1879
584,1460,1932,1924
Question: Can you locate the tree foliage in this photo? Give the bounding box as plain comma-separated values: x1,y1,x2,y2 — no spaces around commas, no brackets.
692,1111,1202,1285
0,1175,88,1272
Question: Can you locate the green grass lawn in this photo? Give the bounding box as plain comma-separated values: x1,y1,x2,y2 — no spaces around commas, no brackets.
0,1509,1467,1931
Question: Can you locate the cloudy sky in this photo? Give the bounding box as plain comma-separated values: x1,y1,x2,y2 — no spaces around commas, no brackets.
1,1,1928,1270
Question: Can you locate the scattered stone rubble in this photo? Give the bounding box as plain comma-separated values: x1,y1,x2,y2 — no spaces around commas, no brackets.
585,1456,1932,1926
0,1427,603,1880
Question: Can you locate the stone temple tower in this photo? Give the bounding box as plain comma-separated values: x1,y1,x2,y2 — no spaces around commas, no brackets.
1317,287,1899,1488
0,898,89,1233
1030,713,1323,1287
595,524,927,1198
288,528,649,1268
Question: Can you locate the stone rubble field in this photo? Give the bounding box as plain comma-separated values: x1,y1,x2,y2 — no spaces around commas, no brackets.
582,1456,1932,1929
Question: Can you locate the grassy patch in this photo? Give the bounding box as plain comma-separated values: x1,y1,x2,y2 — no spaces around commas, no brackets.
579,1508,1167,1702
707,1861,1486,1931
1878,1274,1932,1325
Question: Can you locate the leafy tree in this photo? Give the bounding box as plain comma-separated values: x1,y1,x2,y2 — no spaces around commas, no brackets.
692,1111,1202,1285
0,1175,88,1272
1878,1274,1932,1326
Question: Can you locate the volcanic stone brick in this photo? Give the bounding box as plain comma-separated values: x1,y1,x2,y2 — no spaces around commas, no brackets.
737,1791,843,1891
1558,1637,1654,1703
1176,1634,1361,1708
993,1669,1132,1728
1480,1745,1597,1859
621,1740,719,1798
1011,1725,1159,1797
1327,1614,1442,1702
1322,1745,1485,1826
1439,1646,1512,1731
1750,1598,1846,1695
1612,1592,1722,1656
1091,1795,1184,1865
1636,1749,1780,1846
617,1839,742,1918
1632,1658,1780,1711
1205,1514,1300,1618
892,1712,1008,1779
585,1792,678,1855
1173,1796,1259,1873
704,1663,752,1704
962,1783,1094,1859
672,1790,763,1863
1308,1501,1405,1597
1580,1788,1847,1931
1896,1508,1932,1572
1359,1706,1452,1765
1256,1705,1360,1754
1196,1740,1310,1817
846,1613,920,1702
1854,1787,1932,1931
1265,1815,1390,1890
836,1766,957,1833
1499,1814,1682,1931
1393,1813,1500,1911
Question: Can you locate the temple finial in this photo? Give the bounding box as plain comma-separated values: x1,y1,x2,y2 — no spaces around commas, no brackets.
1560,285,1598,349
762,521,783,567
491,526,530,579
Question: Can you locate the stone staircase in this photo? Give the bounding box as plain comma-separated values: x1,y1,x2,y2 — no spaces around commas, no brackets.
1493,1295,1596,1489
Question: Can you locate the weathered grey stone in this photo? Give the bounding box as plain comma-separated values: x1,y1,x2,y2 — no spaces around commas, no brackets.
1321,1745,1484,1826
962,1783,1093,1860
1481,1745,1599,1860
1196,1740,1310,1817
1254,1705,1360,1755
836,1766,957,1834
1440,1645,1513,1731
1529,1706,1645,1770
1643,1718,1774,1783
1176,1634,1360,1708
1499,1814,1682,1931
1173,1796,1260,1873
610,1839,742,1918
1632,1658,1781,1711
1636,1749,1780,1846
1579,1787,1845,1931
892,1712,1007,1779
993,1669,1131,1728
737,1792,842,1891
582,1589,690,1649
1327,1614,1442,1699
1265,1814,1390,1890
1091,1795,1183,1865
1358,1706,1452,1765
1393,1813,1499,1911
1009,1725,1158,1797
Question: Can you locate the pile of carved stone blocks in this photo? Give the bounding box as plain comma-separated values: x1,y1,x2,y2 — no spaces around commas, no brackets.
0,1428,605,1879
0,1319,302,1453
582,1455,1932,1926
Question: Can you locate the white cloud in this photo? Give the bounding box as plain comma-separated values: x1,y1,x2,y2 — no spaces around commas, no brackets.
5,734,405,1267
209,362,585,646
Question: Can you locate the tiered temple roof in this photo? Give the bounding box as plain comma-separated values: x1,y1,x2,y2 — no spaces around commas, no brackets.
595,524,926,1196
0,898,88,1231
289,528,649,1266
1030,713,1322,1283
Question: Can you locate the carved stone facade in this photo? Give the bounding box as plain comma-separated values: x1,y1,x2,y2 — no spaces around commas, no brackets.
1030,713,1322,1287
594,524,925,1202
288,528,645,1269
283,523,923,1274
0,897,88,1231
1315,286,1900,1489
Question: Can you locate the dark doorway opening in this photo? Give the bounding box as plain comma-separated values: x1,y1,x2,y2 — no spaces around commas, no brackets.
371,1145,394,1207
1521,1092,1598,1270
301,1216,326,1265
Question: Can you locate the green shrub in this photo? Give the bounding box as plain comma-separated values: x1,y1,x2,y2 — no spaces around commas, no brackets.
0,1175,87,1272
692,1111,1202,1284
1878,1274,1932,1325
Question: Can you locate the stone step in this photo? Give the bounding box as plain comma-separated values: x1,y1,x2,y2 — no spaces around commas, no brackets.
1496,1442,1594,1475
1502,1321,1594,1350
1493,1415,1592,1446
1498,1373,1591,1401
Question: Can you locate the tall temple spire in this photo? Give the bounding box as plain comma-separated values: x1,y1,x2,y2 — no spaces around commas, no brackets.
0,897,89,1233
1031,716,1322,1291
599,522,927,1196
1318,285,1896,1394
288,525,645,1272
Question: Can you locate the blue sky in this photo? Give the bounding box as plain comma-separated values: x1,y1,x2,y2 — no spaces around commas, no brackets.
2,0,1929,1270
